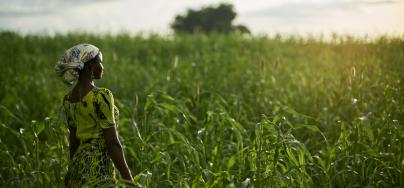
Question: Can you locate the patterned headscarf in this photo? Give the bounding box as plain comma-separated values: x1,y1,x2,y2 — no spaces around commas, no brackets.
55,43,103,85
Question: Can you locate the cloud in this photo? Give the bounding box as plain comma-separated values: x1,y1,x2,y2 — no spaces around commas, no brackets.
237,0,404,35
242,0,401,20
0,0,403,35
0,0,113,17
360,0,400,4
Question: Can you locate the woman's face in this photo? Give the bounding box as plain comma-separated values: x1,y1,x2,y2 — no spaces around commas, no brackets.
91,55,104,79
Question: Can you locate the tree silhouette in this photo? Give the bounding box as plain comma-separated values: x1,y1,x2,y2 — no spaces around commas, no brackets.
171,3,250,34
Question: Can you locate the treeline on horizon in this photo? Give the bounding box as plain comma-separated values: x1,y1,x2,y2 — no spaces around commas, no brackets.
2,30,403,42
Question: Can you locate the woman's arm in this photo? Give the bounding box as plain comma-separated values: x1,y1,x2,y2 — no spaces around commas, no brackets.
102,126,133,183
65,125,80,185
68,126,80,159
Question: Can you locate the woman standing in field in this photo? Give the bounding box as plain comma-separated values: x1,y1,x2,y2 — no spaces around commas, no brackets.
55,43,134,187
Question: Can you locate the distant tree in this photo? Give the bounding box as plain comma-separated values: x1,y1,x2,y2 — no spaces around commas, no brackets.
171,3,250,34
233,24,250,34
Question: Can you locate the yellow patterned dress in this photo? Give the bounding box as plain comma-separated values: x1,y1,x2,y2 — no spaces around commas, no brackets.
63,87,119,187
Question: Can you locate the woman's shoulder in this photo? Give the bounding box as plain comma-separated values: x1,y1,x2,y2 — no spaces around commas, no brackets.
93,87,114,103
93,87,116,113
95,87,113,96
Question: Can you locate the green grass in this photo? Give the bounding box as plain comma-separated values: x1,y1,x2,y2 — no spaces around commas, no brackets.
0,31,403,187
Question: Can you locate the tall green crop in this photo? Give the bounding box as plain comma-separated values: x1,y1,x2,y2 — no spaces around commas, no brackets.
0,31,403,187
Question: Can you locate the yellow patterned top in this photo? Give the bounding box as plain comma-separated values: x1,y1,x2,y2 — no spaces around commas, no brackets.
63,87,119,142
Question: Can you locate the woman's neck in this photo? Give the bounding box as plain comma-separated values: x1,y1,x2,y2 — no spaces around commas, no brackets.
70,78,95,100
77,74,95,89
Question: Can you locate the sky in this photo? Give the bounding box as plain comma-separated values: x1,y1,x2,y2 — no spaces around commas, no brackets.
0,0,403,37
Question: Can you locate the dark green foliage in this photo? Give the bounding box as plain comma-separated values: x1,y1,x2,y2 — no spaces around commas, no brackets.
0,31,403,187
171,3,250,34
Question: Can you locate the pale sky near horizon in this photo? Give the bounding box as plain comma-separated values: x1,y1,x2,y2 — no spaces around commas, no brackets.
0,0,403,37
